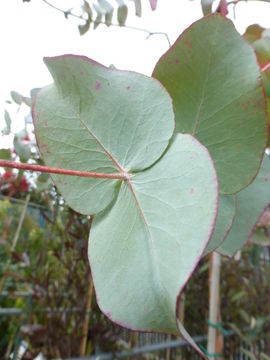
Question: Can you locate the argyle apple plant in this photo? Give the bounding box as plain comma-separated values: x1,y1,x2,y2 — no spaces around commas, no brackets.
0,14,269,359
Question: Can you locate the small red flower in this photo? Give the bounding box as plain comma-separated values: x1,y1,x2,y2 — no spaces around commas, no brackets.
23,133,30,142
2,171,13,180
17,177,29,192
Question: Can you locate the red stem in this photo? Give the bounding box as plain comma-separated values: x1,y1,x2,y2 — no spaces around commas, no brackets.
261,62,270,73
0,160,128,180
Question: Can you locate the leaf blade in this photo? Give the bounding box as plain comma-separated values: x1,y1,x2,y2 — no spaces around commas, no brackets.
33,54,174,215
217,155,270,257
89,134,218,334
153,15,268,194
204,194,236,255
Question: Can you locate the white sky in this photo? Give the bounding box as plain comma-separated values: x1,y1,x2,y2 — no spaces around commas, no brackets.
0,0,270,145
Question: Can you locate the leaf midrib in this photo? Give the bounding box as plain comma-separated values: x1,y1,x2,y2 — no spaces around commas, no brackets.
192,21,220,135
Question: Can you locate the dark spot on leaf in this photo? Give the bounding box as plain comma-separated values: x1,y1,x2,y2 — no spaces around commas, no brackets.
41,144,50,154
95,81,102,90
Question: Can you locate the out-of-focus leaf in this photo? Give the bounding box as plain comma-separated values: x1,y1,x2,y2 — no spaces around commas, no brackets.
117,4,128,26
149,0,157,11
10,90,32,107
13,136,31,162
130,0,142,17
239,309,250,324
250,229,270,246
93,3,104,29
229,323,250,345
0,149,11,160
36,173,51,192
98,0,114,26
10,91,24,105
79,18,91,35
253,36,270,66
261,353,270,360
231,290,246,302
94,13,102,29
98,0,113,13
240,349,257,360
201,0,214,15
24,113,33,125
82,0,92,16
79,0,92,34
217,156,270,257
105,10,113,26
2,110,11,135
243,24,264,43
16,129,28,140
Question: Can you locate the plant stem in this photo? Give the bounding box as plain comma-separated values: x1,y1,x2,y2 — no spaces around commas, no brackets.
227,0,270,6
207,252,221,356
0,160,129,180
41,0,171,47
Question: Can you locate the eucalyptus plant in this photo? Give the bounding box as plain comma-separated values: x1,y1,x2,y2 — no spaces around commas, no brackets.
1,14,269,358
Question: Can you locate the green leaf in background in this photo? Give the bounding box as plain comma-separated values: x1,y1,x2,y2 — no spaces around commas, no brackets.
261,353,270,360
93,3,103,30
10,90,24,105
33,55,175,215
98,0,114,26
240,348,257,360
33,54,218,348
0,149,11,160
244,24,264,44
2,110,11,135
153,15,267,195
130,0,142,17
250,229,270,246
79,0,92,34
13,136,31,162
79,18,92,35
117,3,128,26
204,194,236,255
10,90,32,107
89,134,218,335
217,155,270,257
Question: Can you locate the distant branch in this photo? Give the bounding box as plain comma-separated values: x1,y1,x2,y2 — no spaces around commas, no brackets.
41,0,171,47
227,0,270,6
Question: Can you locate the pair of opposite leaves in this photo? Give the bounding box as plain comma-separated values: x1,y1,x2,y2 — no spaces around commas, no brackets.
33,15,268,358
